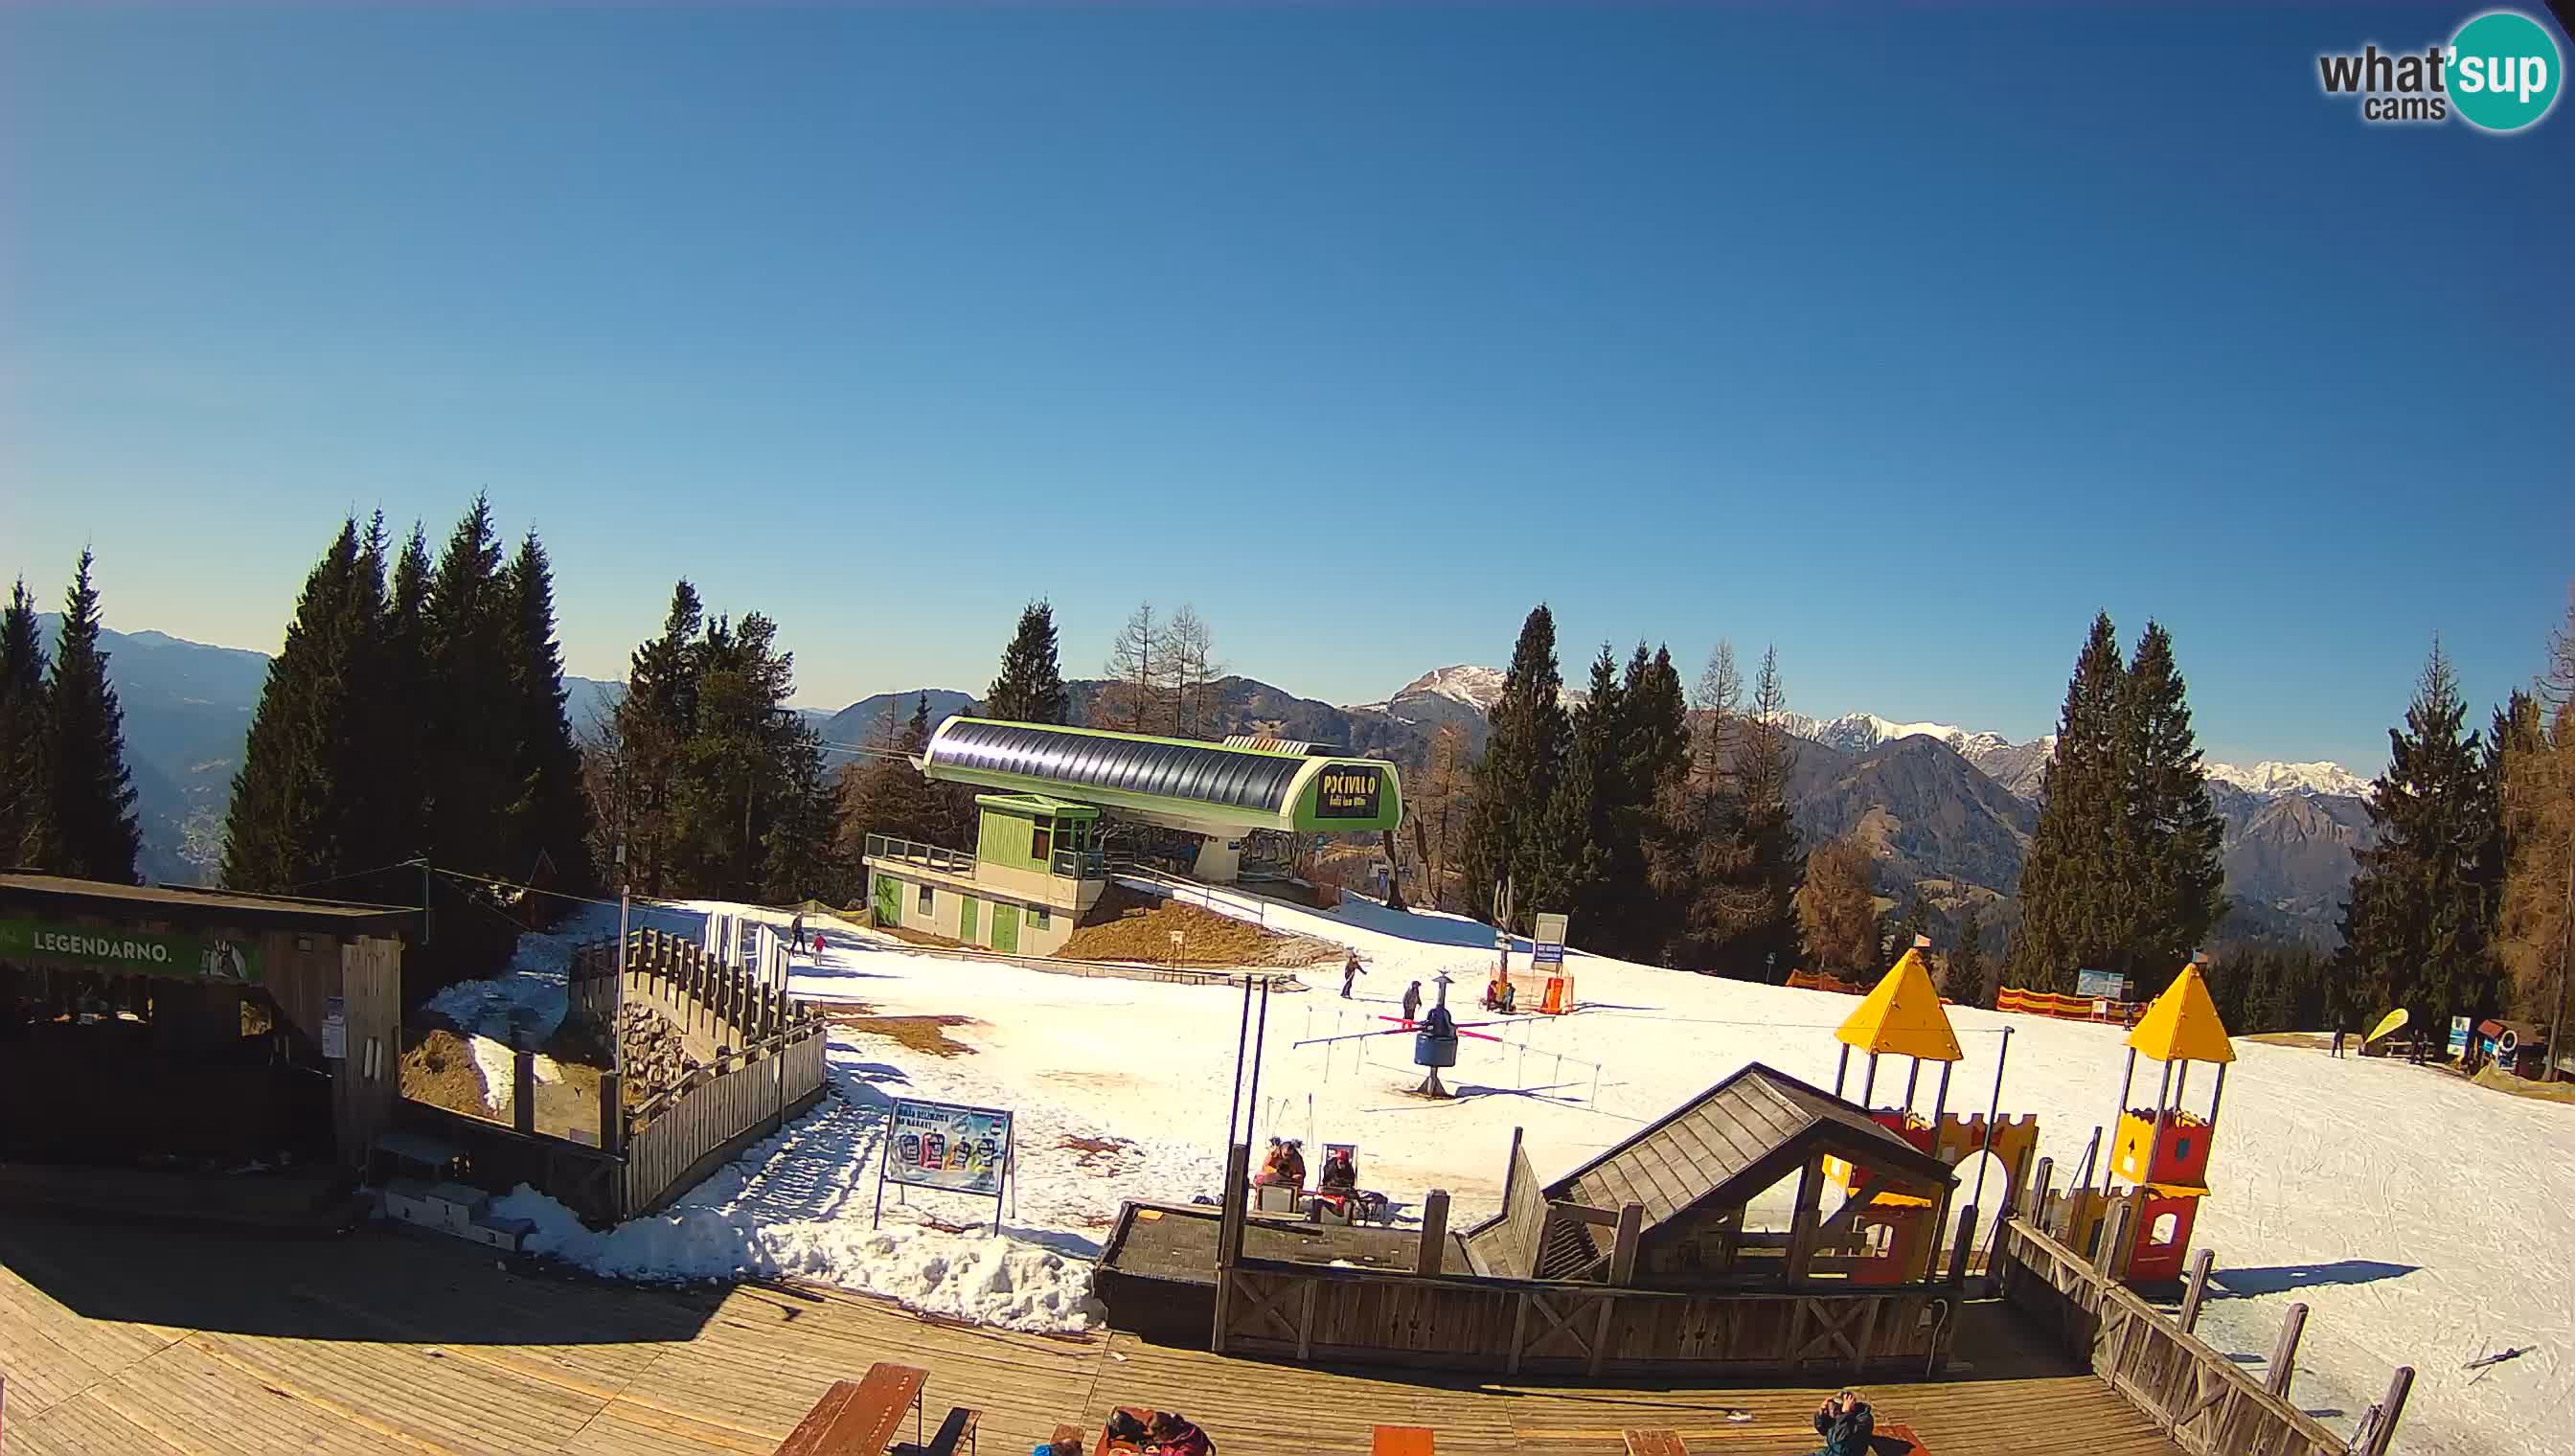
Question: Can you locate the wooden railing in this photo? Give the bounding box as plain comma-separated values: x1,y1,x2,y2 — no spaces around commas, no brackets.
1994,1217,2400,1456
1214,1255,1951,1378
622,1016,830,1216
574,928,798,1052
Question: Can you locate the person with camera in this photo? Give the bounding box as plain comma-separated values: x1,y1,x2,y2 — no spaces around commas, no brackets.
1806,1389,1875,1456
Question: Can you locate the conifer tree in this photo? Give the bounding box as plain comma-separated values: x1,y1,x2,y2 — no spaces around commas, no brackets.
1536,645,1622,935
37,551,142,882
501,530,597,894
370,523,436,876
0,580,49,864
1731,646,1804,977
1951,903,1988,1005
2499,588,2575,1035
1885,893,1930,967
2118,623,2227,995
422,495,519,876
2337,643,2503,1031
986,600,1069,724
614,580,705,894
762,717,844,904
2007,614,2130,992
222,519,376,892
1462,605,1568,930
1796,835,1880,978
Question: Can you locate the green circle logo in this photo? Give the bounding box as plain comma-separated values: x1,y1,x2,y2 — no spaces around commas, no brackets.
2450,11,2563,131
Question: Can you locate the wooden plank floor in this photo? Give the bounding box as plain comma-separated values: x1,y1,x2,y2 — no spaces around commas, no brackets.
0,1214,2178,1456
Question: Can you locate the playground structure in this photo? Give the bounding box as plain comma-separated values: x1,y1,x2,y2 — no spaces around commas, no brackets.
1822,942,2039,1285
2035,956,2234,1288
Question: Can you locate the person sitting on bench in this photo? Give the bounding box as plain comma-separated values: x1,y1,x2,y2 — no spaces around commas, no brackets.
1033,1438,1082,1456
1144,1412,1213,1456
1806,1390,1874,1456
1318,1147,1358,1196
1253,1138,1288,1187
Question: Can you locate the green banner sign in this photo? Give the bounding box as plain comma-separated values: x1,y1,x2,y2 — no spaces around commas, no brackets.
0,918,263,984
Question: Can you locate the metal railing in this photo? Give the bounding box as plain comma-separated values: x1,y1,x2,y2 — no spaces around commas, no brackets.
865,831,1105,882
863,832,975,875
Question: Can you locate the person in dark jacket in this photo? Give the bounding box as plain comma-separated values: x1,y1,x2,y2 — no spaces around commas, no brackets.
1806,1390,1874,1456
1143,1411,1213,1456
1401,981,1423,1023
790,912,807,952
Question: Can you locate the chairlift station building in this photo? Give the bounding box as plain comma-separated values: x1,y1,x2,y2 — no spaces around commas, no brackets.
861,718,1402,956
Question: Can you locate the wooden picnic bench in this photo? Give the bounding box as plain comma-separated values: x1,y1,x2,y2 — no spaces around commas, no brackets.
1621,1430,1688,1456
1372,1424,1434,1456
776,1361,928,1456
1877,1423,1930,1455
893,1404,982,1456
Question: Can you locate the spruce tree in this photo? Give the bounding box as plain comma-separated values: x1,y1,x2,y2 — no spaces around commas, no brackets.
762,718,844,904
222,519,376,892
0,580,49,864
502,530,597,895
1951,903,1988,1005
615,580,706,895
986,600,1069,724
2007,613,2129,993
2336,643,2502,1031
38,551,142,882
422,495,519,876
2118,623,2226,995
1536,645,1622,936
370,523,436,880
1462,605,1568,930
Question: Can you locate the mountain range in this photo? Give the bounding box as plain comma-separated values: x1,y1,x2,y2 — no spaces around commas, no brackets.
34,628,2377,946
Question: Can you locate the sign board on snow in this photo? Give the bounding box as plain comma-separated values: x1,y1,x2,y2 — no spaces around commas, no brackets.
322,996,347,1060
2075,968,2127,1001
2448,1015,2471,1058
1532,913,1569,970
882,1098,1014,1197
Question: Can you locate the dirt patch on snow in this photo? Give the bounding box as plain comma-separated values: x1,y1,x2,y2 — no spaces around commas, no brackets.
1060,885,1338,967
827,1011,979,1058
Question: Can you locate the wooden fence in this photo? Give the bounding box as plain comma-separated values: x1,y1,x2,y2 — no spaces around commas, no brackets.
1213,1256,1952,1378
399,927,832,1225
1994,1217,2406,1456
622,1016,831,1216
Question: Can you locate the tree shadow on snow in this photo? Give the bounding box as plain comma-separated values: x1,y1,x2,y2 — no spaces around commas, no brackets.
2211,1261,2418,1297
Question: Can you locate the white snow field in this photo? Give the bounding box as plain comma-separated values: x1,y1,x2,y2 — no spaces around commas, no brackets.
476,884,2566,1456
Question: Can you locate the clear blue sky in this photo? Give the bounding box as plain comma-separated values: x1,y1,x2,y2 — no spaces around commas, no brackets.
5,5,2568,771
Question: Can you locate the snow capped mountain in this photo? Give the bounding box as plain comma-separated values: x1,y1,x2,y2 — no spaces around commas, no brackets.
2204,760,2374,800
1349,664,1510,717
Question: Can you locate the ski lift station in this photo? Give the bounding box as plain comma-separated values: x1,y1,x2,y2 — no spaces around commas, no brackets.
860,718,1403,956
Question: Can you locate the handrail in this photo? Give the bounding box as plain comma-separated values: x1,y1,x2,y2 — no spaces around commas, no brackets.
863,831,976,876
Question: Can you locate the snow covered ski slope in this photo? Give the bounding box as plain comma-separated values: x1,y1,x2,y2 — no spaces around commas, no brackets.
488,887,2566,1456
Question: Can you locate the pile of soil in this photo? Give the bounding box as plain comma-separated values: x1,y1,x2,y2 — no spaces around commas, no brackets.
399,1028,497,1122
822,1008,978,1057
1058,885,1339,967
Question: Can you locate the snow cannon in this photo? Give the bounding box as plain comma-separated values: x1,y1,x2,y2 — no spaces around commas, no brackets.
2090,953,2233,1287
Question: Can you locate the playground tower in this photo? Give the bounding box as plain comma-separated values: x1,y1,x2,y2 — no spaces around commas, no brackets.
2101,956,2235,1284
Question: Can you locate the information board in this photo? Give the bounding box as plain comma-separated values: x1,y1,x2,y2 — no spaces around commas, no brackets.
1531,912,1569,970
0,918,262,984
2448,1015,2471,1059
875,1097,1016,1233
2075,968,2128,1002
1314,764,1384,820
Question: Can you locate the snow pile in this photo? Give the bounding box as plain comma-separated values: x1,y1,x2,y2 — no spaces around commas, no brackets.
492,1183,1099,1333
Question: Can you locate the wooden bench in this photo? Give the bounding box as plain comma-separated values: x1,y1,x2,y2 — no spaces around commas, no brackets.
891,1406,981,1456
1373,1425,1435,1456
1875,1423,1929,1455
776,1362,927,1456
1622,1431,1688,1456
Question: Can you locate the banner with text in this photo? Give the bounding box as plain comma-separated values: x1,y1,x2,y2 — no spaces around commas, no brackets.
0,918,263,984
882,1098,1013,1197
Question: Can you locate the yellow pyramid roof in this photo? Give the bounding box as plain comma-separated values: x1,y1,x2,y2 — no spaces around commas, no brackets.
2126,964,2236,1064
1835,948,1963,1061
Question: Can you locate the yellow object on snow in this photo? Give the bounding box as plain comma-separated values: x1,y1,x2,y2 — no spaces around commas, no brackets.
2365,1007,2410,1044
2126,963,2237,1065
1835,947,1963,1062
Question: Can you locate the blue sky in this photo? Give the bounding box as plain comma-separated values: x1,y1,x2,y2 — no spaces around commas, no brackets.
4,5,2568,771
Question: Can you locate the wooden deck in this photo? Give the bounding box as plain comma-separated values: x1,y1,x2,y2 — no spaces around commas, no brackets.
0,1213,2182,1455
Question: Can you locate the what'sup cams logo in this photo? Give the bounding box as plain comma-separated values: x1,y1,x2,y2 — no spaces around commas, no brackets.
2317,9,2563,130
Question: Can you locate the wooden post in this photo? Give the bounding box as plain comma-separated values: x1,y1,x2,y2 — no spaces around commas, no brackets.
2265,1303,2309,1399
2094,1194,2131,1279
2178,1249,2215,1332
513,1046,536,1136
597,1070,624,1154
1418,1189,1450,1276
1210,1140,1251,1354
1608,1202,1645,1286
2360,1367,2414,1456
2030,1156,2055,1238
1948,1202,1978,1285
1786,1156,1826,1278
